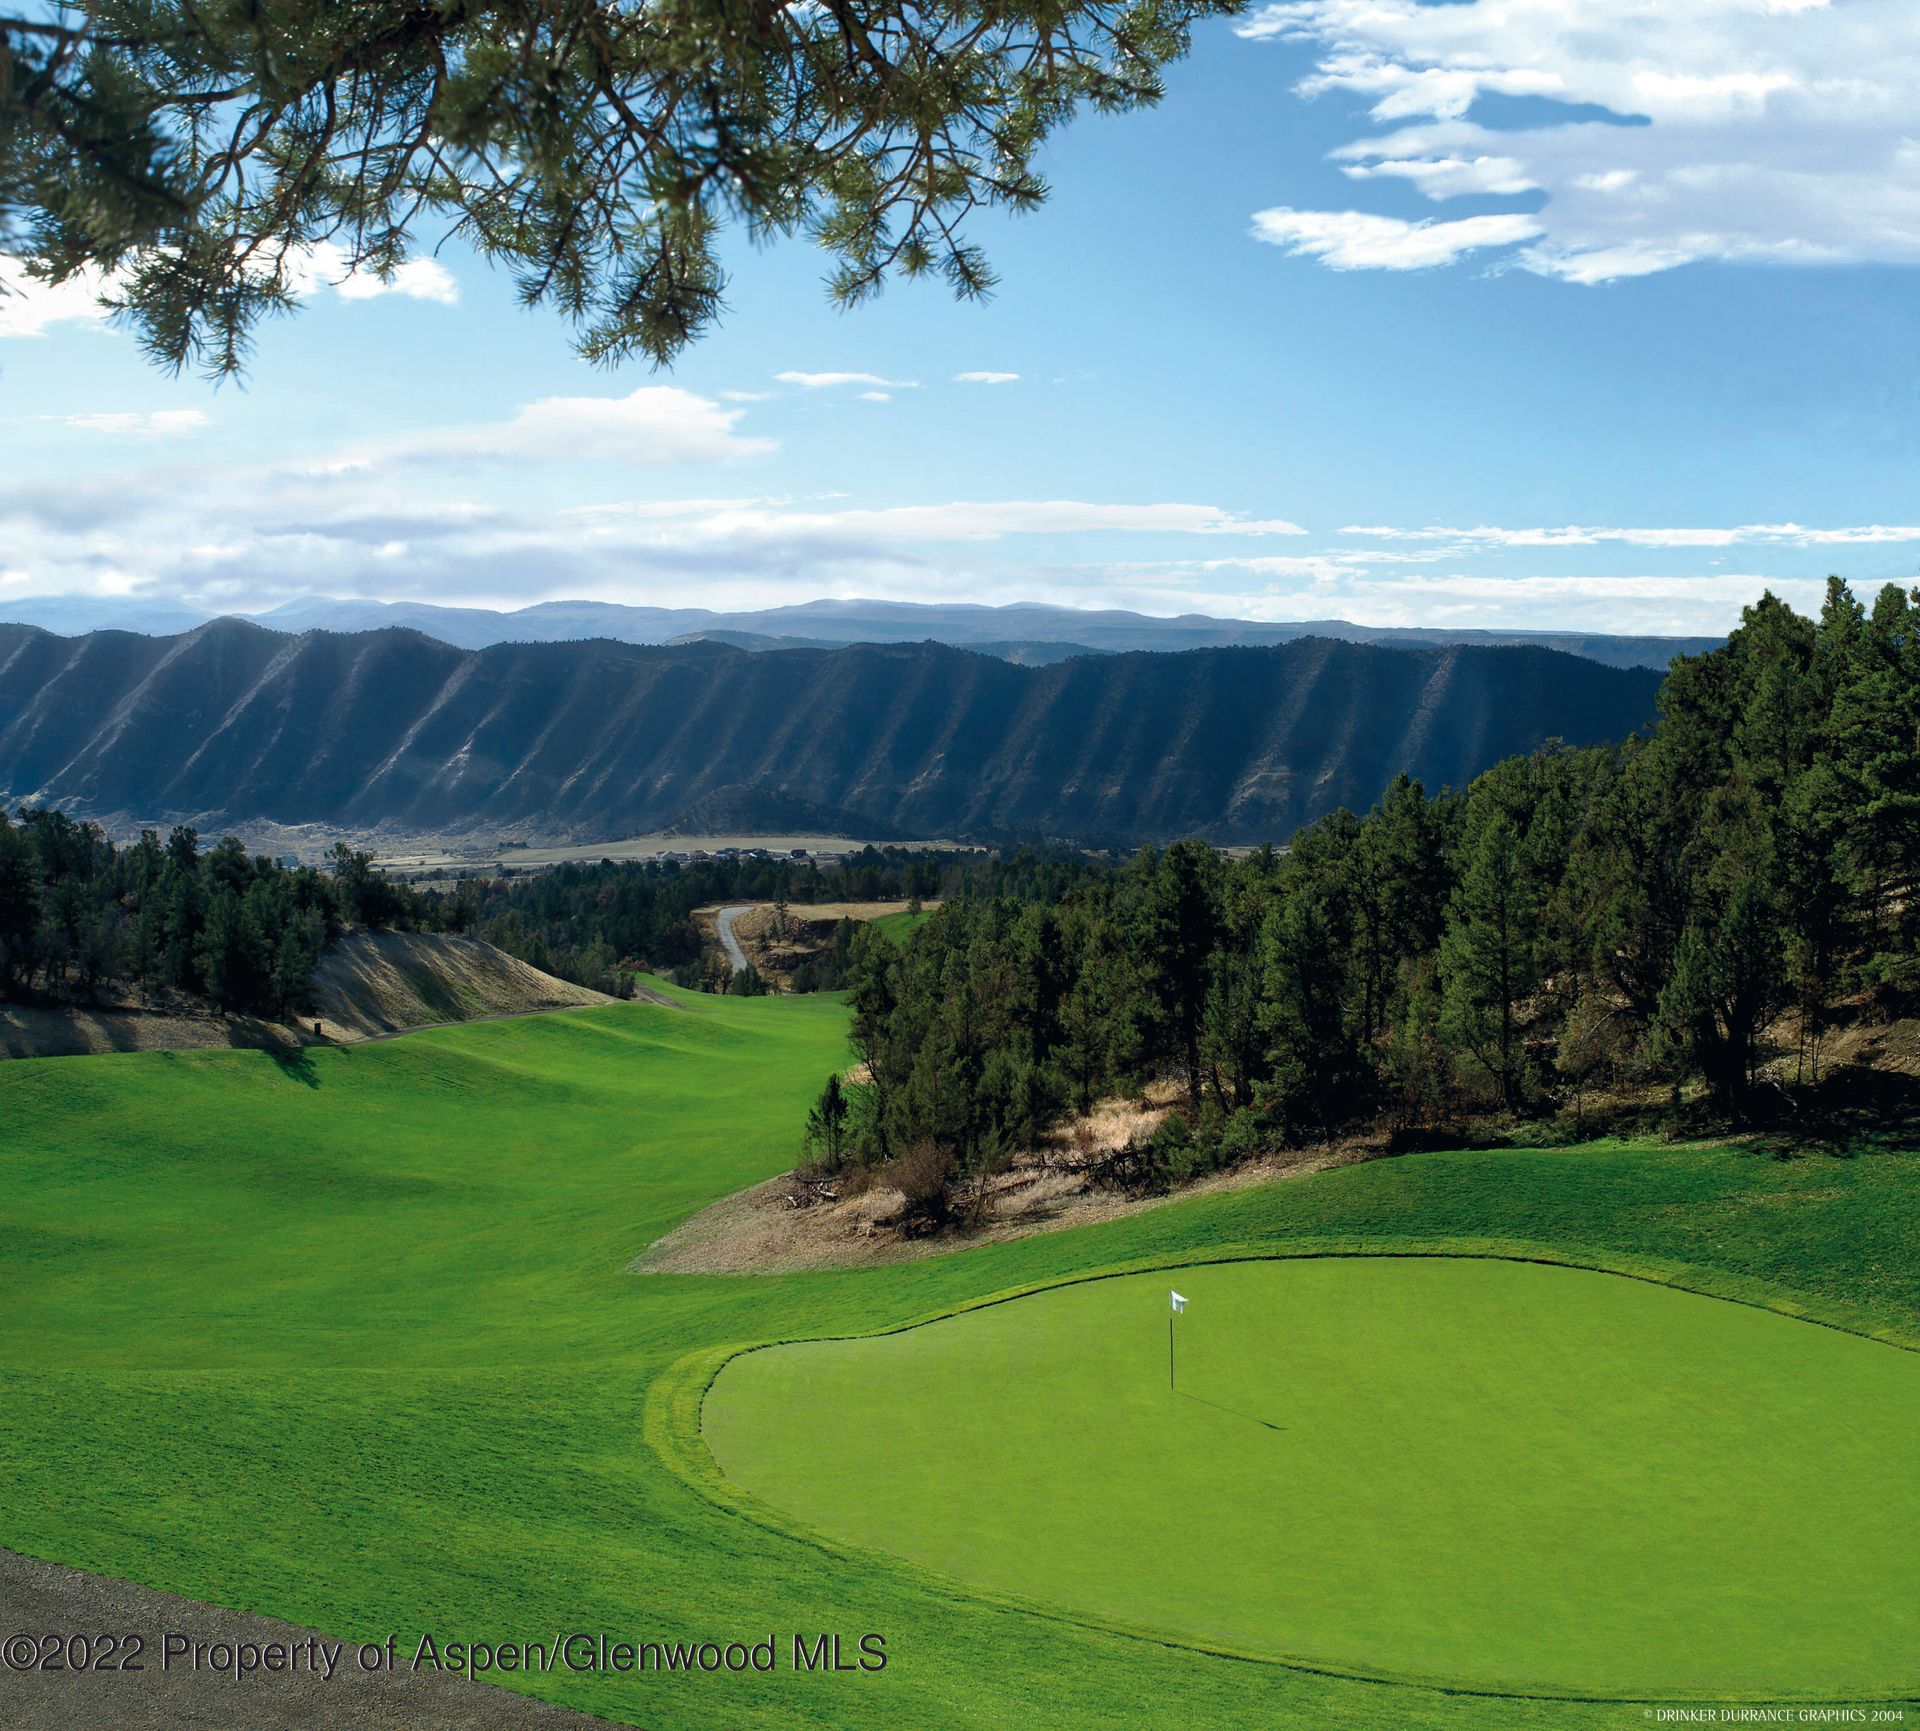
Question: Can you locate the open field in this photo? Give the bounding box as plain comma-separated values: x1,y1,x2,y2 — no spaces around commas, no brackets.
2,991,1917,1726
365,834,972,876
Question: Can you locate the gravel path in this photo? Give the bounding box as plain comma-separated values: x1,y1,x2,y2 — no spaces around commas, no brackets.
714,905,754,973
0,1549,616,1730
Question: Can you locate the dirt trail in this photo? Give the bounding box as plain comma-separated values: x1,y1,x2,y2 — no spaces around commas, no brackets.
0,1548,614,1730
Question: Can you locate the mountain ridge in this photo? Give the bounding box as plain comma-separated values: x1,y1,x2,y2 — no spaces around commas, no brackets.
0,619,1664,846
0,594,1718,671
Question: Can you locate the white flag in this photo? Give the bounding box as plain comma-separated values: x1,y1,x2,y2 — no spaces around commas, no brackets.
1170,1291,1187,1313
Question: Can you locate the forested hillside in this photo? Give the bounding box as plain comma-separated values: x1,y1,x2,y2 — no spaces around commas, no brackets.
821,581,1920,1210
0,622,1660,844
0,816,448,1018
463,846,1091,995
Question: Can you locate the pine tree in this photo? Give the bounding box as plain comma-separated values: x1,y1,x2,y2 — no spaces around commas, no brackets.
1439,810,1540,1108
6,0,1238,376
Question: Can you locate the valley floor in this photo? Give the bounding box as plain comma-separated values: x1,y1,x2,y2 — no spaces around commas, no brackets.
0,987,1914,1728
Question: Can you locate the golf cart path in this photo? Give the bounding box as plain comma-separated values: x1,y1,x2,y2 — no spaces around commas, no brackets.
0,1548,616,1729
715,905,752,972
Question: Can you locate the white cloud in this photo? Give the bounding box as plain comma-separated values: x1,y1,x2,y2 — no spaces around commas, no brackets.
954,371,1021,384
0,446,1314,625
1067,560,1830,635
644,500,1309,542
856,391,892,403
2,239,455,347
1250,207,1543,270
720,390,773,403
1340,153,1536,198
49,409,209,439
775,370,918,390
1239,0,1920,281
327,386,772,472
0,261,120,338
284,241,459,305
1345,521,1920,549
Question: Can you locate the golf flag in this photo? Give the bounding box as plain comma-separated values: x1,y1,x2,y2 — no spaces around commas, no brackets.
1170,1291,1187,1313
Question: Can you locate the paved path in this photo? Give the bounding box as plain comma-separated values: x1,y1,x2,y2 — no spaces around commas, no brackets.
714,905,754,973
0,1549,615,1730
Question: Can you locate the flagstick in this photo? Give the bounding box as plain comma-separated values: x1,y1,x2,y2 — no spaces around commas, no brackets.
1169,1313,1175,1391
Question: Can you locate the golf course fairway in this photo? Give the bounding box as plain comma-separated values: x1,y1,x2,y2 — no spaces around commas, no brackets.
704,1256,1920,1700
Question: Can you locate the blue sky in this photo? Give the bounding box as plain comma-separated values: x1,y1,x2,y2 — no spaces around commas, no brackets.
4,0,1920,634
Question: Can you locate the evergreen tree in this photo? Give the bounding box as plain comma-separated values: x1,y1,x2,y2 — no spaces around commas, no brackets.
6,0,1236,376
1439,809,1540,1107
1259,886,1363,1140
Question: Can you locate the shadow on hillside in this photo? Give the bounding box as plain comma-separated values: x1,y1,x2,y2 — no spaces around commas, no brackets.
1745,1065,1920,1159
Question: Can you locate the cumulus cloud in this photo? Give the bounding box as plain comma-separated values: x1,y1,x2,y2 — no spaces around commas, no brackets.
299,242,459,305
1239,0,1920,281
955,370,1020,384
775,370,918,389
2,239,457,344
0,261,121,338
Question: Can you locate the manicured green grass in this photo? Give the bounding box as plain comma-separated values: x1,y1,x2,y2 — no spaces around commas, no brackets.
868,907,933,944
709,1257,1920,1698
1,987,1917,1727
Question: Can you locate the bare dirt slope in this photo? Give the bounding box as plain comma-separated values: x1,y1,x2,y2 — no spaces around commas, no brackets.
0,1002,305,1061
633,1086,1364,1277
0,933,635,1060
0,1548,613,1730
309,931,613,1040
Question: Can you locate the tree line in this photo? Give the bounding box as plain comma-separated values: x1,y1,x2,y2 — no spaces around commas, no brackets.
0,825,1099,1016
818,582,1920,1212
465,847,1102,995
0,816,452,1018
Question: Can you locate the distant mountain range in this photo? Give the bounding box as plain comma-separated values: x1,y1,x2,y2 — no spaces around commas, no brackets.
0,593,1718,672
0,619,1664,845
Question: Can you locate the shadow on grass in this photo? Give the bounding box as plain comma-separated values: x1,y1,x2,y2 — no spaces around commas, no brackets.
1179,1390,1287,1433
1742,1066,1920,1160
266,1046,322,1089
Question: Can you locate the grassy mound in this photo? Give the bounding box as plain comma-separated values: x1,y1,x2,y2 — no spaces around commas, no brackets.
1,991,1917,1727
707,1257,1920,1698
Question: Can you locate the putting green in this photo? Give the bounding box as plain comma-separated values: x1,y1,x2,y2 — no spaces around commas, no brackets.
704,1257,1920,1699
